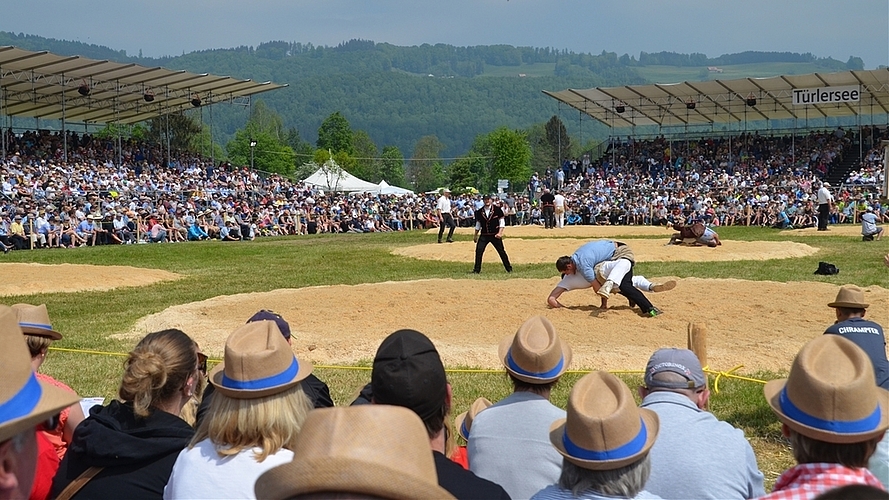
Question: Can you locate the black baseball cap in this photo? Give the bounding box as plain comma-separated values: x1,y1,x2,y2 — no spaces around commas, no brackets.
371,330,447,420
246,310,291,340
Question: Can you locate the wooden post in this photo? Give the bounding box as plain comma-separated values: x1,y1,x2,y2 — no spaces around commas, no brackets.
745,205,751,227
687,322,708,369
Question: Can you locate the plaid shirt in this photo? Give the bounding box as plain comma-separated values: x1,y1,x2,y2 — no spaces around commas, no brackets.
758,463,885,500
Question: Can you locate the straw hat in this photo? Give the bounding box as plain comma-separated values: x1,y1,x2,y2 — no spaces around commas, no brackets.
455,397,493,441
498,316,572,384
827,285,870,309
764,335,889,444
209,320,313,399
0,305,80,442
11,303,62,340
549,371,659,470
254,406,454,500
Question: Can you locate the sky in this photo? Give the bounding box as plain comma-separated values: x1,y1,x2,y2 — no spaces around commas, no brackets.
2,0,888,69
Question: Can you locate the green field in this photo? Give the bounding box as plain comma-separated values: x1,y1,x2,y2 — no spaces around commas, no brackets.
634,62,831,85
12,226,888,489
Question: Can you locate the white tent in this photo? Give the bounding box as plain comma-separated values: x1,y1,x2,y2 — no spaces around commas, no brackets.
376,180,414,196
302,164,380,193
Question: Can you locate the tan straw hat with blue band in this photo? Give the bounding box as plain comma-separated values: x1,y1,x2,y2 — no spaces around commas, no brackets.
0,305,79,442
11,303,63,340
764,335,889,444
210,319,312,399
549,371,659,471
499,315,572,384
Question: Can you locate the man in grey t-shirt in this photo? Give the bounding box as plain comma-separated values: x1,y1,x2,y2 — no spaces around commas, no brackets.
640,348,765,499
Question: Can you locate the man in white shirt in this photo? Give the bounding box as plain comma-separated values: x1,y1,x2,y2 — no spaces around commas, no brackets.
436,188,456,243
816,181,834,231
553,191,566,228
861,206,883,241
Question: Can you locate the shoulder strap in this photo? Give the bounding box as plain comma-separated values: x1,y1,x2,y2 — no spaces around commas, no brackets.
55,466,104,500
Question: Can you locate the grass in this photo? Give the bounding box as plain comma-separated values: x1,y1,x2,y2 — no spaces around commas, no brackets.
634,62,829,84
14,225,888,489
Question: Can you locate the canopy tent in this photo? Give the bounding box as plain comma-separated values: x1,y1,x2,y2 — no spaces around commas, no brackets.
375,180,414,196
543,69,889,128
302,167,380,193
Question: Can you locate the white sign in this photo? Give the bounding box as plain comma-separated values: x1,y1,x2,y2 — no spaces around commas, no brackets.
497,179,509,189
792,85,860,105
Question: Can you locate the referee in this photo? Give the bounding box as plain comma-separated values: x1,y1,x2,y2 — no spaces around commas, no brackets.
472,194,513,274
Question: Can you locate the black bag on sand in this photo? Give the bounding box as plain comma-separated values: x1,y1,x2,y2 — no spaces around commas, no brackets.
814,261,839,275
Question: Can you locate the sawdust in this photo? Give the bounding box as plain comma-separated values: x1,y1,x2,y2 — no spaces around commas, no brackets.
120,277,889,374
394,238,819,264
0,263,181,297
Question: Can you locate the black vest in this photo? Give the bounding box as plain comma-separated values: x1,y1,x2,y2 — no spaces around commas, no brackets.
476,206,504,235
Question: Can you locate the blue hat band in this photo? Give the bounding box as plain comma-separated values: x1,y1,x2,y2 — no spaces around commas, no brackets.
460,420,470,439
562,417,648,461
0,372,42,423
779,387,881,434
221,356,299,391
506,351,564,379
20,321,53,332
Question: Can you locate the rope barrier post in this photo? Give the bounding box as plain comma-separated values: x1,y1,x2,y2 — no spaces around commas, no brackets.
688,322,709,384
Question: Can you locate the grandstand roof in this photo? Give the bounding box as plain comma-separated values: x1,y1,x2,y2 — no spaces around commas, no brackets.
544,69,889,128
0,46,286,124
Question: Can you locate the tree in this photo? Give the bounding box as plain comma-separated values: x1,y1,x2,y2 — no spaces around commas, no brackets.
145,111,202,152
317,111,354,154
285,127,315,164
481,127,531,193
226,128,295,174
249,100,286,140
408,135,446,192
544,115,570,164
379,145,406,187
351,130,380,182
448,156,476,191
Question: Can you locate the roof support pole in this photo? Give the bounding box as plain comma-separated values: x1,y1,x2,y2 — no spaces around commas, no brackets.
209,92,214,167
1,75,5,161
116,81,122,167
61,73,67,163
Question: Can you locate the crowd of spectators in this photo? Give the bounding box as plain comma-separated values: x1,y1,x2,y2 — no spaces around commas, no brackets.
0,125,887,252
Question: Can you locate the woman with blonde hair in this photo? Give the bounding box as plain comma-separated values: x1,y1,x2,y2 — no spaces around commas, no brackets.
50,329,200,499
164,319,314,499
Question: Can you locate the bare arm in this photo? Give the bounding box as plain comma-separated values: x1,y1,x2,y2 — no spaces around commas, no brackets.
547,287,567,308
63,402,86,444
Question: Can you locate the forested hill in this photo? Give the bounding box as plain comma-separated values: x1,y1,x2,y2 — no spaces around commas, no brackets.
0,32,863,157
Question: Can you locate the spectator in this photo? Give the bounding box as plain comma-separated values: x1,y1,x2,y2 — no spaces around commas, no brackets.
0,305,79,500
254,405,455,500
531,370,660,500
824,285,889,485
452,397,493,470
194,310,332,427
758,335,888,499
13,304,86,460
164,319,315,499
640,348,765,499
51,329,199,499
469,316,572,499
370,329,510,499
861,206,884,241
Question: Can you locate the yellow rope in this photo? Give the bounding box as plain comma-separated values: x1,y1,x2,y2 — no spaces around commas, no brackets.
48,347,771,390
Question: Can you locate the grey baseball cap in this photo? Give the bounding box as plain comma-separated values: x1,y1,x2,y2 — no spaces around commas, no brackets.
644,348,706,389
